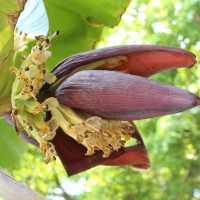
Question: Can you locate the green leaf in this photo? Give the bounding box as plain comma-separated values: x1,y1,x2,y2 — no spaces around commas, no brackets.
0,118,27,168
43,0,131,69
0,0,26,66
0,12,13,66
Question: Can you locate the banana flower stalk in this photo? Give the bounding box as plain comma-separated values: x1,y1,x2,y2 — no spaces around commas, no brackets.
4,32,198,176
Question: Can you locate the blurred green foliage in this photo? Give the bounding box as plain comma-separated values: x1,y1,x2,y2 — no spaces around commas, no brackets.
5,0,200,199
0,118,27,168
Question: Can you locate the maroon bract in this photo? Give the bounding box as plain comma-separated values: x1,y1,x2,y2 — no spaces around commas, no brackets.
50,45,195,80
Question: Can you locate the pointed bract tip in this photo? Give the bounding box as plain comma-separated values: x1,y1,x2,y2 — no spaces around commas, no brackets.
56,70,200,121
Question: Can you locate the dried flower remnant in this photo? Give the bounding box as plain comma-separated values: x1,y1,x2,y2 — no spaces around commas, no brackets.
13,29,28,52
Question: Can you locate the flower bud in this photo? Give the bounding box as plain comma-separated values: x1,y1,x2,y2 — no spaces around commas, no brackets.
56,70,200,121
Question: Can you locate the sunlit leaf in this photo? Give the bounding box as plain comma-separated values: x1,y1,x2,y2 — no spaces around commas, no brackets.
0,118,27,168
0,0,26,65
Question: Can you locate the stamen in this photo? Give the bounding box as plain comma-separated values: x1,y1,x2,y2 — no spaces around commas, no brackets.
38,117,59,141
45,38,49,43
25,67,29,71
11,109,21,135
77,116,135,157
13,29,28,52
39,140,57,164
33,97,59,114
38,45,43,50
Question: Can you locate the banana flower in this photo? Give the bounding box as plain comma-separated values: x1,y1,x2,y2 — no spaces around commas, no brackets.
4,32,198,176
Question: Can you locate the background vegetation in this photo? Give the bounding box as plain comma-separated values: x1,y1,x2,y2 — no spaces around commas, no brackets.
1,0,200,199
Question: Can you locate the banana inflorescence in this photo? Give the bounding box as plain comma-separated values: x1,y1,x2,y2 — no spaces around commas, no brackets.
10,31,59,163
10,31,135,163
